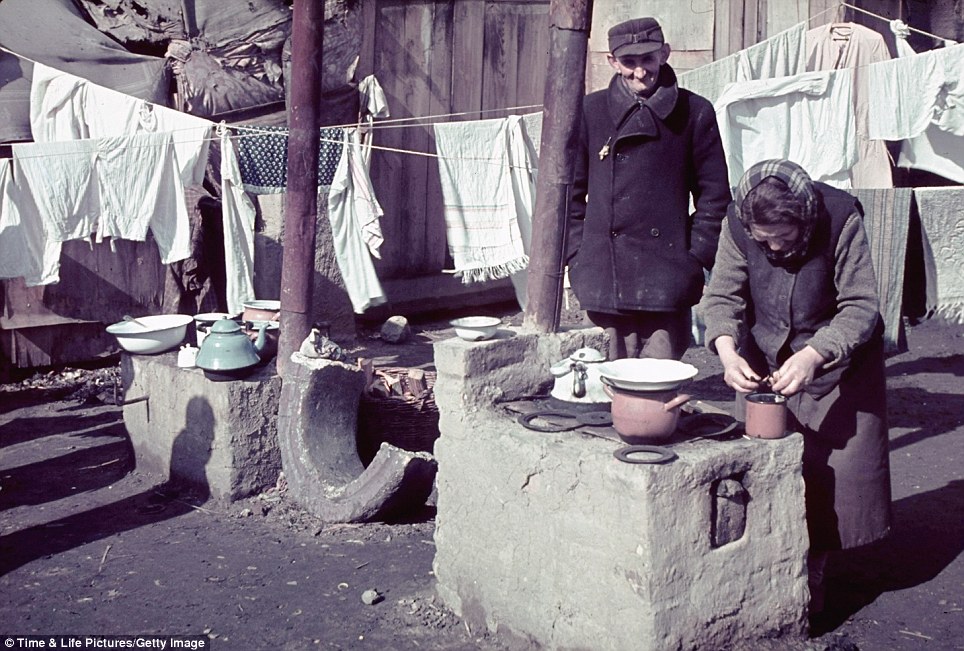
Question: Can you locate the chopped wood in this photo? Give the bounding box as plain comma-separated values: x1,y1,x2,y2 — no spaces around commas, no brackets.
384,374,404,396
357,358,374,392
405,368,427,396
371,382,392,398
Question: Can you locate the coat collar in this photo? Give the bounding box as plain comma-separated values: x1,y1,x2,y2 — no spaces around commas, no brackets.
606,64,679,135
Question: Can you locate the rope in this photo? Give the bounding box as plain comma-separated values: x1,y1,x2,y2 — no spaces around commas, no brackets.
838,1,956,44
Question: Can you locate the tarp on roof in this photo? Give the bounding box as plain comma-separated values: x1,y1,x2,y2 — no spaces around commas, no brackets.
76,0,294,118
0,53,32,143
0,0,170,143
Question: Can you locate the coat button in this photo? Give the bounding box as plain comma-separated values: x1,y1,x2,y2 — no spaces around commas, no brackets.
611,230,619,238
615,153,627,162
650,228,660,237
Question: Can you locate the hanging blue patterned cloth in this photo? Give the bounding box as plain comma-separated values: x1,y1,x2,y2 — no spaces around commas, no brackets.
234,125,344,193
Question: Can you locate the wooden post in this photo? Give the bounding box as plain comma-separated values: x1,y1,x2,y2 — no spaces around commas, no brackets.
523,0,593,334
277,0,323,377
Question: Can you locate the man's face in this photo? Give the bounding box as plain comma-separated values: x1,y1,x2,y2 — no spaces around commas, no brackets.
608,44,670,97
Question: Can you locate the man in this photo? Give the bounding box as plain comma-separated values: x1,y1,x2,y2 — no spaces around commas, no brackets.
567,17,730,361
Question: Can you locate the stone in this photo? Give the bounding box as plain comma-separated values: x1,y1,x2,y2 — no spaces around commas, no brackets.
361,589,382,605
380,316,411,343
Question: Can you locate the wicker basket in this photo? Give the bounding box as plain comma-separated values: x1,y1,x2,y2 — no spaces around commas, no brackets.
356,368,439,465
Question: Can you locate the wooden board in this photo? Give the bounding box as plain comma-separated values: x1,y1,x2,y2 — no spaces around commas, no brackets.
366,0,549,278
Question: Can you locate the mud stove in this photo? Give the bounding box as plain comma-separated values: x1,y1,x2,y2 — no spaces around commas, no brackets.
432,327,809,650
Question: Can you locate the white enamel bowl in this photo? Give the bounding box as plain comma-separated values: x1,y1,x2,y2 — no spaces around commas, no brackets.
106,314,194,354
450,316,502,341
596,358,699,392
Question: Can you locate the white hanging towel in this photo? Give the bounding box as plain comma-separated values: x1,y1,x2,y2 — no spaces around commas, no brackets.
13,132,191,263
326,128,387,314
0,158,61,285
913,187,964,324
714,68,857,189
433,118,529,283
505,114,540,311
219,127,257,316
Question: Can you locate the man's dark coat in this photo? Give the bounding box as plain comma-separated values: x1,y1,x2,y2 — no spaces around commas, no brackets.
567,65,731,313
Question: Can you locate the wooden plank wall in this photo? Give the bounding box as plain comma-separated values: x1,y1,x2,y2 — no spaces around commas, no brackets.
357,0,878,279
358,0,550,278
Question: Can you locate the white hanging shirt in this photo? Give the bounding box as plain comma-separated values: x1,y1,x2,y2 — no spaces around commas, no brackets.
714,68,857,189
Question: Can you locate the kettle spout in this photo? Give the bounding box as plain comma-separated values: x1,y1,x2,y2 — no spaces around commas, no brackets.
254,321,268,353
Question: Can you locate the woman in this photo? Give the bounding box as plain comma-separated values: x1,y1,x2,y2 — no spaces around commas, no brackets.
700,159,892,613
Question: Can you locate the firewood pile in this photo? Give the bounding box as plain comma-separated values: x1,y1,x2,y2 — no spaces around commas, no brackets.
356,363,440,464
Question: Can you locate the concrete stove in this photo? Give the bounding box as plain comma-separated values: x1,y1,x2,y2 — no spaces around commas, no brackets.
432,327,809,650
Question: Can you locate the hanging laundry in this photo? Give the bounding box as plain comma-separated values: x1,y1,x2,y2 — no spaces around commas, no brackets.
358,75,390,122
29,64,213,188
679,22,807,104
866,48,943,141
326,128,387,314
807,22,893,188
913,187,964,324
869,40,964,184
84,84,213,187
12,139,97,242
714,68,857,189
434,118,529,284
0,158,60,286
13,132,191,264
852,188,913,352
219,127,257,317
233,125,344,194
29,62,88,142
504,114,540,311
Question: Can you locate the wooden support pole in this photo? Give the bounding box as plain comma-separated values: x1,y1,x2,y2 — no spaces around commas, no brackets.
523,0,593,334
277,0,324,377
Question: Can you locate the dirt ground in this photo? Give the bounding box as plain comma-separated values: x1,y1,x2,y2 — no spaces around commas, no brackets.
1,312,961,651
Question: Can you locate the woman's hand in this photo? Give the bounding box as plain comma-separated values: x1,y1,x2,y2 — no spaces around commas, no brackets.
714,336,762,394
770,346,827,396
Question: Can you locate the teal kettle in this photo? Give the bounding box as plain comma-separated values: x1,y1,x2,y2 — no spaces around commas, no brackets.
195,318,267,380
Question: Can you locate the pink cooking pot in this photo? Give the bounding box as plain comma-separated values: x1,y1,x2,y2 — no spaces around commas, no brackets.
744,392,788,439
602,381,691,444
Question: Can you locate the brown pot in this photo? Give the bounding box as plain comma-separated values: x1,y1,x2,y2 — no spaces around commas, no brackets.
744,392,788,439
242,300,281,323
603,383,691,444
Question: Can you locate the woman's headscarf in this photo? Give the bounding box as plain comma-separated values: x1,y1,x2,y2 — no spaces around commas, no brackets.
732,159,819,266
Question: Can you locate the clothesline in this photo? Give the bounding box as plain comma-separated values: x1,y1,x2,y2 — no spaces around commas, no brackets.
6,127,538,170
839,1,956,44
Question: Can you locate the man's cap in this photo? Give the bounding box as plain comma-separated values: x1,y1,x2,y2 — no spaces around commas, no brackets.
608,17,664,57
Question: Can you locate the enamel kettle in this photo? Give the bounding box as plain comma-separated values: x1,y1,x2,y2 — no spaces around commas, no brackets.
195,318,268,379
549,347,610,404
